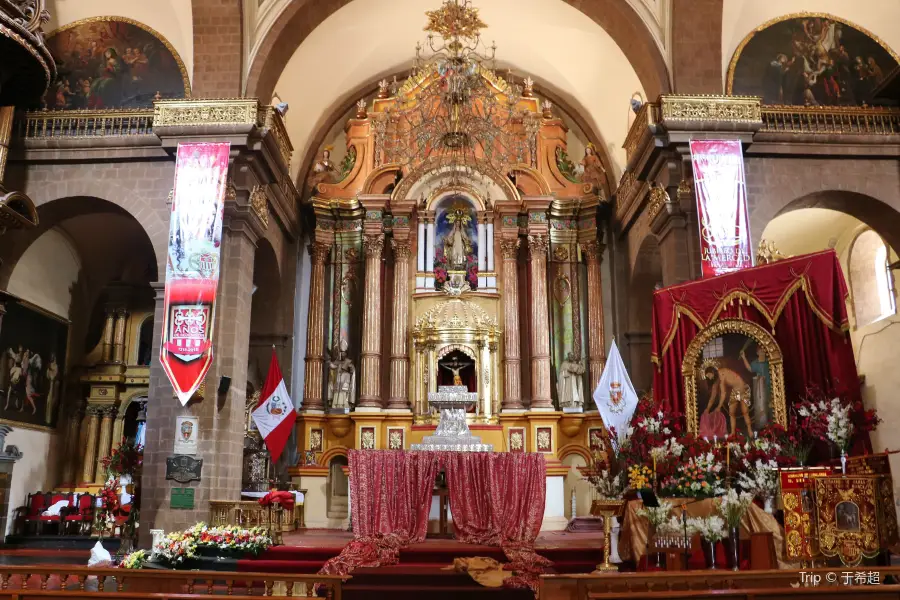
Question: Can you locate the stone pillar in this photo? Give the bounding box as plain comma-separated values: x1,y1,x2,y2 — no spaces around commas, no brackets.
95,407,116,484
387,240,411,410
80,406,101,484
302,241,331,411
358,235,384,409
528,234,553,409
581,240,607,386
499,238,523,410
113,308,128,363
100,309,115,363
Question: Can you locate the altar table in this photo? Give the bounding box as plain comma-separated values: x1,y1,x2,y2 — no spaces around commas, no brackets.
619,498,793,569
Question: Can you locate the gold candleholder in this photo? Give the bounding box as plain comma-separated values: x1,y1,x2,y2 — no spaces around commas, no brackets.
591,498,626,573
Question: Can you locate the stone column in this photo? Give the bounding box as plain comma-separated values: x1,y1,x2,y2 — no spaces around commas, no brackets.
113,308,128,364
528,234,553,409
358,235,385,409
387,240,411,410
500,238,523,410
100,309,115,363
581,240,607,386
80,406,101,484
95,407,116,484
302,241,331,411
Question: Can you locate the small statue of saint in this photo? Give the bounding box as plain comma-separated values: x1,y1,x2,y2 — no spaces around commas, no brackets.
557,352,586,409
442,206,473,268
581,143,606,195
328,340,356,411
307,146,337,194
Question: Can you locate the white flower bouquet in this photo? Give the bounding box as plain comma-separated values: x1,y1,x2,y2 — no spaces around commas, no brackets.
717,489,755,529
687,515,727,543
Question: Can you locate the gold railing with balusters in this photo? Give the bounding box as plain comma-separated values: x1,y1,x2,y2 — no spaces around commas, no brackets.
0,566,346,599
760,105,900,135
17,109,155,139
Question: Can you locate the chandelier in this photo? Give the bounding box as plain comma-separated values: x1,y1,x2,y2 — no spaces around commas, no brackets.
377,0,539,183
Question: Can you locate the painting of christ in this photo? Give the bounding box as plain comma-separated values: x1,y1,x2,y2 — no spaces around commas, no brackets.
0,296,68,430
695,334,774,438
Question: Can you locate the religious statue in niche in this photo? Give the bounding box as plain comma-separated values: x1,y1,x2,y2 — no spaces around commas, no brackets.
580,143,606,195
328,339,356,412
434,198,478,290
557,352,586,410
437,350,475,393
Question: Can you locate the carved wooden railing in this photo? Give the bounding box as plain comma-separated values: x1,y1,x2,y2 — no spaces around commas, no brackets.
17,109,155,138
0,566,347,599
760,105,900,135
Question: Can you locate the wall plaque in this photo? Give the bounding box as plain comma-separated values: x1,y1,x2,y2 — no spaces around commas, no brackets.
174,416,199,455
165,455,203,483
170,488,195,509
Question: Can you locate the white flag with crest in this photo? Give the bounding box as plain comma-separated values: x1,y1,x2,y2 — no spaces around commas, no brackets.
592,340,639,445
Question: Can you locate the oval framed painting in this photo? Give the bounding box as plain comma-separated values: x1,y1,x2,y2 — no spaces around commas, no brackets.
727,13,899,106
44,16,191,110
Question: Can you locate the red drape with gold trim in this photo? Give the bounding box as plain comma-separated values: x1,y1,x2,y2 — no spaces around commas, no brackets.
651,250,859,416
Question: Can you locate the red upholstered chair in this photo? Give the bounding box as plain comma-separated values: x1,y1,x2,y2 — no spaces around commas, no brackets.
14,492,47,536
114,503,133,536
62,494,95,536
38,493,73,535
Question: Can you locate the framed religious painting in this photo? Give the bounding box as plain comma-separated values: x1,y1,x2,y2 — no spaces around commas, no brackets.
682,319,786,436
727,13,899,106
43,17,190,109
0,295,68,431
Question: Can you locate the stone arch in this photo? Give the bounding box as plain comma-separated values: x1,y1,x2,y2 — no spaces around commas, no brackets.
745,158,900,252
557,443,592,463
764,190,900,255
626,234,662,393
244,0,669,111
847,229,897,328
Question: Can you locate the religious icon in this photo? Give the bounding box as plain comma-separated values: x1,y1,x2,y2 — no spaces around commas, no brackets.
557,352,585,409
180,419,194,441
836,501,861,531
684,321,786,436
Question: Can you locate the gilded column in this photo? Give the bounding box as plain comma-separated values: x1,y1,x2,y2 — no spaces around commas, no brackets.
100,309,115,363
112,308,128,363
95,407,116,484
528,234,553,409
387,240,411,410
582,240,607,387
499,238,523,410
61,405,83,486
80,406,101,484
302,241,332,411
358,235,385,409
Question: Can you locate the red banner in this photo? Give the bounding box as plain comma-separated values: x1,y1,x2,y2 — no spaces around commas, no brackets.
689,139,752,278
160,142,230,405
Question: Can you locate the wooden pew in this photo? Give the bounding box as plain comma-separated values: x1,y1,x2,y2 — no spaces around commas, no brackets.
541,567,900,600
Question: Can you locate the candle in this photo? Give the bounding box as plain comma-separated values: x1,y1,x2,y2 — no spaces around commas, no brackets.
726,444,730,472
714,435,718,446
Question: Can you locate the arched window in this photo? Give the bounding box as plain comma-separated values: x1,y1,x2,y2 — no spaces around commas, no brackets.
849,230,896,327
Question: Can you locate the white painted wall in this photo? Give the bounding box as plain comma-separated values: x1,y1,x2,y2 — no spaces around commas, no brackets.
722,1,900,86
45,0,194,83
3,228,82,535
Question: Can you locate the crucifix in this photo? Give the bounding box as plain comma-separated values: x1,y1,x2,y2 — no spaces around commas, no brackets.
439,359,469,387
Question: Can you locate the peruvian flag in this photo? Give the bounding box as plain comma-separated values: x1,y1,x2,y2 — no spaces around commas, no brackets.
251,349,297,463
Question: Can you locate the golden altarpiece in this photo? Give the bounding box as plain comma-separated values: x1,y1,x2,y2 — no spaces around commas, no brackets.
290,0,611,528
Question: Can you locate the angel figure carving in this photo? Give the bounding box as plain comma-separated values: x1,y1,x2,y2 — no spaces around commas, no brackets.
328,340,356,411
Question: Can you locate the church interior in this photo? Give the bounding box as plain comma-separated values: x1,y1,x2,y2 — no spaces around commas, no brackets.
1,0,900,597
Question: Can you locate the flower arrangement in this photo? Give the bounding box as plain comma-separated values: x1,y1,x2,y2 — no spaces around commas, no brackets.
717,489,754,529
794,391,879,454
735,458,780,501
465,253,478,289
637,501,673,529
101,440,144,479
95,479,121,535
153,523,274,566
687,515,727,543
119,549,148,569
658,452,725,498
627,464,653,492
433,248,450,287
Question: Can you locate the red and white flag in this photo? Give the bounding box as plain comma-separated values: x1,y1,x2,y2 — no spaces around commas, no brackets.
251,349,297,463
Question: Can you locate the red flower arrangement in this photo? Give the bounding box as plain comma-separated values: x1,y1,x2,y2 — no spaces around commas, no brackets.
101,440,144,479
95,479,121,535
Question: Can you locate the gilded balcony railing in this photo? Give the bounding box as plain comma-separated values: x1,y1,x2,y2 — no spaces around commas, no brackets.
760,105,900,135
18,109,155,138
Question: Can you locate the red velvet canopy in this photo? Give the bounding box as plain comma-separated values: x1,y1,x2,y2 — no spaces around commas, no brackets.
651,250,860,416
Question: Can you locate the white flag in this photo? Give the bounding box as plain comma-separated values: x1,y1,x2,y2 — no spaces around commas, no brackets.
592,341,639,444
